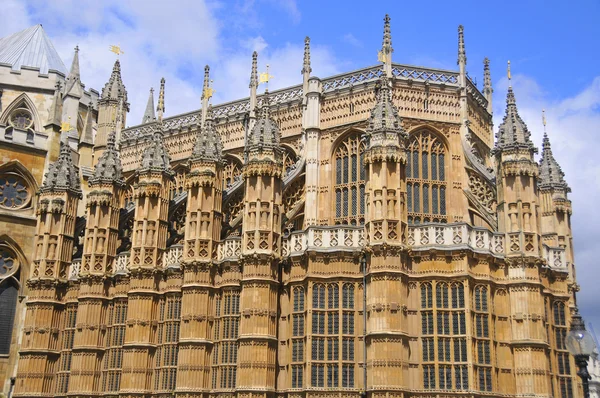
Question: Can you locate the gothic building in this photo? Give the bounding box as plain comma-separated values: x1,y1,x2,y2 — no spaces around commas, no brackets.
0,15,585,398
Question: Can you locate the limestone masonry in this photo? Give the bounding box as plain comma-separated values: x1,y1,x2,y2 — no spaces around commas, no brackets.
0,16,586,398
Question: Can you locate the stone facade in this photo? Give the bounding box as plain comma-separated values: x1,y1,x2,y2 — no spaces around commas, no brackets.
0,16,589,398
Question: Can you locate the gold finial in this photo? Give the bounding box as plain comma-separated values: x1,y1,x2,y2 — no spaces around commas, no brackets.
109,44,125,56
60,116,72,132
204,79,215,99
259,64,273,90
507,60,511,81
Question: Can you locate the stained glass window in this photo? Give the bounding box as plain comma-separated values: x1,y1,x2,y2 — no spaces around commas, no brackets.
407,131,447,224
334,133,365,225
0,174,29,209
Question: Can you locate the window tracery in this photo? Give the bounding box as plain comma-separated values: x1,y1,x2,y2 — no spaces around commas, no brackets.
9,108,34,130
407,130,447,224
420,281,467,391
333,133,365,225
0,173,31,210
223,158,242,190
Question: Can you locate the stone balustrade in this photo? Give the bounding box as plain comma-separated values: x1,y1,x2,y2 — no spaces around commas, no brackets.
67,224,569,280
162,244,183,269
69,259,81,280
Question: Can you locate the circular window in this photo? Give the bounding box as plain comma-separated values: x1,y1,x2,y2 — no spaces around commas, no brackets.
0,249,17,276
9,108,33,130
0,174,30,209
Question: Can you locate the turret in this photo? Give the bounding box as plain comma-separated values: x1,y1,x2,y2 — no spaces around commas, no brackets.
238,88,283,393
492,63,548,396
14,138,81,396
363,74,409,390
95,59,129,163
62,46,83,149
538,114,573,275
177,67,224,390
301,36,311,101
69,130,125,394
248,51,258,133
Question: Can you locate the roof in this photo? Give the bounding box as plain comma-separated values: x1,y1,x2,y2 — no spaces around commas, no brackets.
0,24,67,74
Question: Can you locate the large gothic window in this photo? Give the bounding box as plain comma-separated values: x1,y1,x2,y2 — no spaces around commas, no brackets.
333,133,365,225
406,131,447,224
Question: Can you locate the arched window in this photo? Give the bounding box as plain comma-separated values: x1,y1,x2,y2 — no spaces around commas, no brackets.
223,157,243,190
333,133,366,225
406,130,447,224
0,246,20,355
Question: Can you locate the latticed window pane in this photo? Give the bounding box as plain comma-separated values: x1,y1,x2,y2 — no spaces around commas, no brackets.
360,153,365,180
414,183,420,212
422,152,429,179
293,314,304,336
432,186,439,214
327,338,338,360
431,154,437,180
328,284,339,309
342,189,348,217
407,151,412,178
293,287,305,312
336,158,342,184
342,338,354,361
342,312,354,334
342,364,354,387
423,184,429,214
343,157,349,184
438,338,451,361
423,337,434,361
327,364,338,387
312,313,325,334
327,312,339,335
554,302,566,325
455,365,468,390
423,365,436,389
313,285,325,309
439,154,445,180
407,183,413,212
412,151,419,178
439,365,452,390
359,185,365,214
351,154,357,182
440,186,446,215
336,190,342,217
351,187,357,216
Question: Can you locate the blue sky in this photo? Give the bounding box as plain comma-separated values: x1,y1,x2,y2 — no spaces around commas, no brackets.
2,0,600,334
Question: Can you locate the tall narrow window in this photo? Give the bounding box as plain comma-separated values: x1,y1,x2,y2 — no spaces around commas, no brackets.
213,290,240,390
291,286,305,388
0,277,18,355
473,285,492,392
334,133,366,225
406,131,447,224
553,302,572,398
155,294,181,392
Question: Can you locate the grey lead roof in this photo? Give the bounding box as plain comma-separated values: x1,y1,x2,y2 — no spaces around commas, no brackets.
0,24,67,75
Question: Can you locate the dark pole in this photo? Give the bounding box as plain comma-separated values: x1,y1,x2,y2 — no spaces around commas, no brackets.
360,253,367,398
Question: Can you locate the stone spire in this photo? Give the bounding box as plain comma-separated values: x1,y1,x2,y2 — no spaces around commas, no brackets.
91,131,124,184
47,81,63,127
302,37,312,106
250,51,258,89
539,121,569,192
302,36,311,75
141,88,156,124
201,65,211,127
483,57,493,113
381,14,393,78
100,59,129,108
493,62,537,155
157,77,165,122
65,45,82,97
367,76,404,136
457,25,467,66
140,124,172,173
41,137,81,195
191,106,222,163
81,101,94,145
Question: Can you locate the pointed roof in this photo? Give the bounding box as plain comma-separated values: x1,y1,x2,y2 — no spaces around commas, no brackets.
157,77,165,121
382,14,392,52
483,58,492,94
100,59,129,109
139,124,172,173
249,51,258,88
64,46,82,97
41,138,81,195
493,85,537,154
247,90,281,152
457,25,466,65
539,133,570,192
142,88,156,124
191,106,222,163
0,25,67,74
91,131,124,184
81,102,94,145
302,37,311,75
367,76,405,137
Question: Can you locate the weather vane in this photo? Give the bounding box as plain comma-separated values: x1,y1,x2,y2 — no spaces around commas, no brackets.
377,50,388,64
109,44,125,56
542,109,547,132
204,79,215,99
507,60,511,81
259,64,273,90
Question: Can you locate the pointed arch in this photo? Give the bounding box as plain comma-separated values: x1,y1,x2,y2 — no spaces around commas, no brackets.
0,159,39,210
223,154,243,190
0,92,42,131
331,129,366,225
406,127,449,224
0,234,28,290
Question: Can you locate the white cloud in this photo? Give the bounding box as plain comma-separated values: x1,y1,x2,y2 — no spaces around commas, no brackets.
494,74,600,330
342,33,362,48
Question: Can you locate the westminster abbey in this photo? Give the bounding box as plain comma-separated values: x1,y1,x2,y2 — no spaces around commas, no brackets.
0,14,586,398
